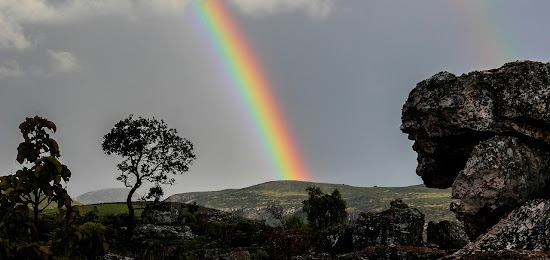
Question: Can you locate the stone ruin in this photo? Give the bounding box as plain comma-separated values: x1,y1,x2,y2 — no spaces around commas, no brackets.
401,61,550,253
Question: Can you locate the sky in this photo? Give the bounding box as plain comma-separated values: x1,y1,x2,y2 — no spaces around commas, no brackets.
2,0,550,198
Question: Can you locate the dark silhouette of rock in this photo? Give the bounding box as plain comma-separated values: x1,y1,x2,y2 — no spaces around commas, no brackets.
427,221,469,250
401,60,550,250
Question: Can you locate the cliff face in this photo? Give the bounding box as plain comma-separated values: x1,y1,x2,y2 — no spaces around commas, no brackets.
401,61,550,249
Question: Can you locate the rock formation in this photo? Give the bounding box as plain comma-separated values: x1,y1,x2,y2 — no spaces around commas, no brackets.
427,221,469,250
401,61,550,248
318,201,425,253
141,203,180,225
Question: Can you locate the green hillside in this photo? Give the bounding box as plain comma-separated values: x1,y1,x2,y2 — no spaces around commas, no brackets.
165,180,458,223
76,188,141,205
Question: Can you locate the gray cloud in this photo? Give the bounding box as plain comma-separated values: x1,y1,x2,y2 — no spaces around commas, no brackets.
0,60,24,78
230,0,337,19
0,0,336,52
48,49,78,73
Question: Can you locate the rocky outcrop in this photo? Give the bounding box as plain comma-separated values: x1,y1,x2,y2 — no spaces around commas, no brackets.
401,61,550,189
99,253,134,260
134,224,194,240
451,136,550,238
134,203,195,244
463,199,550,252
294,246,446,260
352,207,424,247
427,221,469,250
318,202,425,252
141,203,180,225
401,61,550,248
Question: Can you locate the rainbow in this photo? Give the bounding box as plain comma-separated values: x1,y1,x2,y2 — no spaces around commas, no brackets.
453,2,515,67
191,0,310,181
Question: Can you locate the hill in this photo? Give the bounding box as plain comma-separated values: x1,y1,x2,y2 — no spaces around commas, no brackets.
165,180,458,223
76,188,140,205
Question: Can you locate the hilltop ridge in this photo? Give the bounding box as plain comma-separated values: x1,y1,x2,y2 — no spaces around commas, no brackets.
165,180,457,222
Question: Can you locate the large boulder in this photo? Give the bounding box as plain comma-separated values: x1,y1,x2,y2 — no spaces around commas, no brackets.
401,61,550,188
466,199,550,251
427,221,469,250
352,207,424,247
401,61,550,245
133,224,195,240
448,199,550,259
141,203,180,225
451,136,550,238
318,203,425,253
294,246,446,260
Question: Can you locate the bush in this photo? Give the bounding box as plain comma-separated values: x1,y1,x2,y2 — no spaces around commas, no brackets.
390,198,409,209
251,249,270,260
302,187,347,230
180,211,196,224
285,215,305,230
187,202,199,214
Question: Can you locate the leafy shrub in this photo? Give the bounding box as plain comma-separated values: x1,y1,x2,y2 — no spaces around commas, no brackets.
251,249,270,260
180,211,196,224
187,202,199,214
390,198,409,209
302,187,347,230
285,215,305,230
49,222,108,260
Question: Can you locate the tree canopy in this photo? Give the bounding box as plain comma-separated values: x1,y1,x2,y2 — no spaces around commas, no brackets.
302,187,347,230
1,116,73,224
102,115,195,225
0,116,108,259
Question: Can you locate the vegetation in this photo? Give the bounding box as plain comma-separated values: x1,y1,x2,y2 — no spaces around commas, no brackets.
0,116,107,259
302,187,347,230
102,115,196,227
12,116,73,224
0,116,465,259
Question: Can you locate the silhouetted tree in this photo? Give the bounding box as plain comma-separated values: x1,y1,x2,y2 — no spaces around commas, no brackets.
302,187,347,230
0,116,108,259
5,116,73,224
102,115,195,227
266,204,286,227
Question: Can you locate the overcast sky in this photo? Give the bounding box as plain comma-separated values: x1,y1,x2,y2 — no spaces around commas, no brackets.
2,0,550,197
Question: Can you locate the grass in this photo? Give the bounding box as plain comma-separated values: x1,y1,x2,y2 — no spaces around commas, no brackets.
42,202,147,217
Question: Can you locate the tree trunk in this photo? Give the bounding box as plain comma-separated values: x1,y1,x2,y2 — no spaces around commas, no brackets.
127,180,141,230
33,190,39,225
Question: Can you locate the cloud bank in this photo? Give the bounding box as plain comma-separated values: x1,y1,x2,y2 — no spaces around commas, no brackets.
0,0,337,51
231,0,337,19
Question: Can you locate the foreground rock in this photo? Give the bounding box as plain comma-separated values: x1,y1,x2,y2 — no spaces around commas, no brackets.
401,61,550,189
427,221,469,250
319,201,425,252
134,224,194,240
451,136,550,238
401,61,550,245
294,246,446,260
141,203,180,225
462,199,550,252
352,206,424,247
